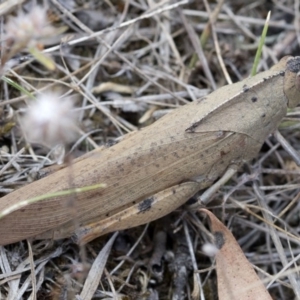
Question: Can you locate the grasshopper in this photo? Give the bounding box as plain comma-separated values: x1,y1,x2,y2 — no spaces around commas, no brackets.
0,56,299,246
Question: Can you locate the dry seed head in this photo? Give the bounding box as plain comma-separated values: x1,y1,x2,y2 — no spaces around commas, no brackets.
202,243,219,257
22,93,77,148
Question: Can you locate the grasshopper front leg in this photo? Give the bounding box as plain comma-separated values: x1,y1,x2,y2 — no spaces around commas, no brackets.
191,164,239,207
74,181,204,245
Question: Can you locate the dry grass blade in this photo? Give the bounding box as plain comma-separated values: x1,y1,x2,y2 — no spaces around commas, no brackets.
27,240,36,300
79,232,118,299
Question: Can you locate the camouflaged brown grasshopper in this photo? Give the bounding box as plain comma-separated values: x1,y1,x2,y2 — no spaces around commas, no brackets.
0,56,299,246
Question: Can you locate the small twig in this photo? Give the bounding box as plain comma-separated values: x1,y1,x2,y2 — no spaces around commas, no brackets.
149,231,167,281
274,130,300,166
180,10,217,90
183,222,205,300
202,0,232,85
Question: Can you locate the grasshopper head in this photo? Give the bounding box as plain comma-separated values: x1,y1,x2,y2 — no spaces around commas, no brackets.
284,56,300,108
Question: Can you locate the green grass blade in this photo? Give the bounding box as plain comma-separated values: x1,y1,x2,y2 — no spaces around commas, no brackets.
251,11,271,77
2,76,36,99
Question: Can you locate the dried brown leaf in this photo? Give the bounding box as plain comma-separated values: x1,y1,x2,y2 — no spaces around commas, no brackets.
200,209,272,300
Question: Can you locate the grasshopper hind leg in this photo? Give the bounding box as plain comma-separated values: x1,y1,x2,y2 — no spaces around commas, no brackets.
73,181,204,245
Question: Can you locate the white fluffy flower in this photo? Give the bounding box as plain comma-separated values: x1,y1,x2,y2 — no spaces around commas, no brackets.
22,93,77,147
5,6,56,47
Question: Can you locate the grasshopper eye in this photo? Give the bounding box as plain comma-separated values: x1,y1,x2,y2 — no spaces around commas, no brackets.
291,71,300,107
284,58,300,108
296,72,300,90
